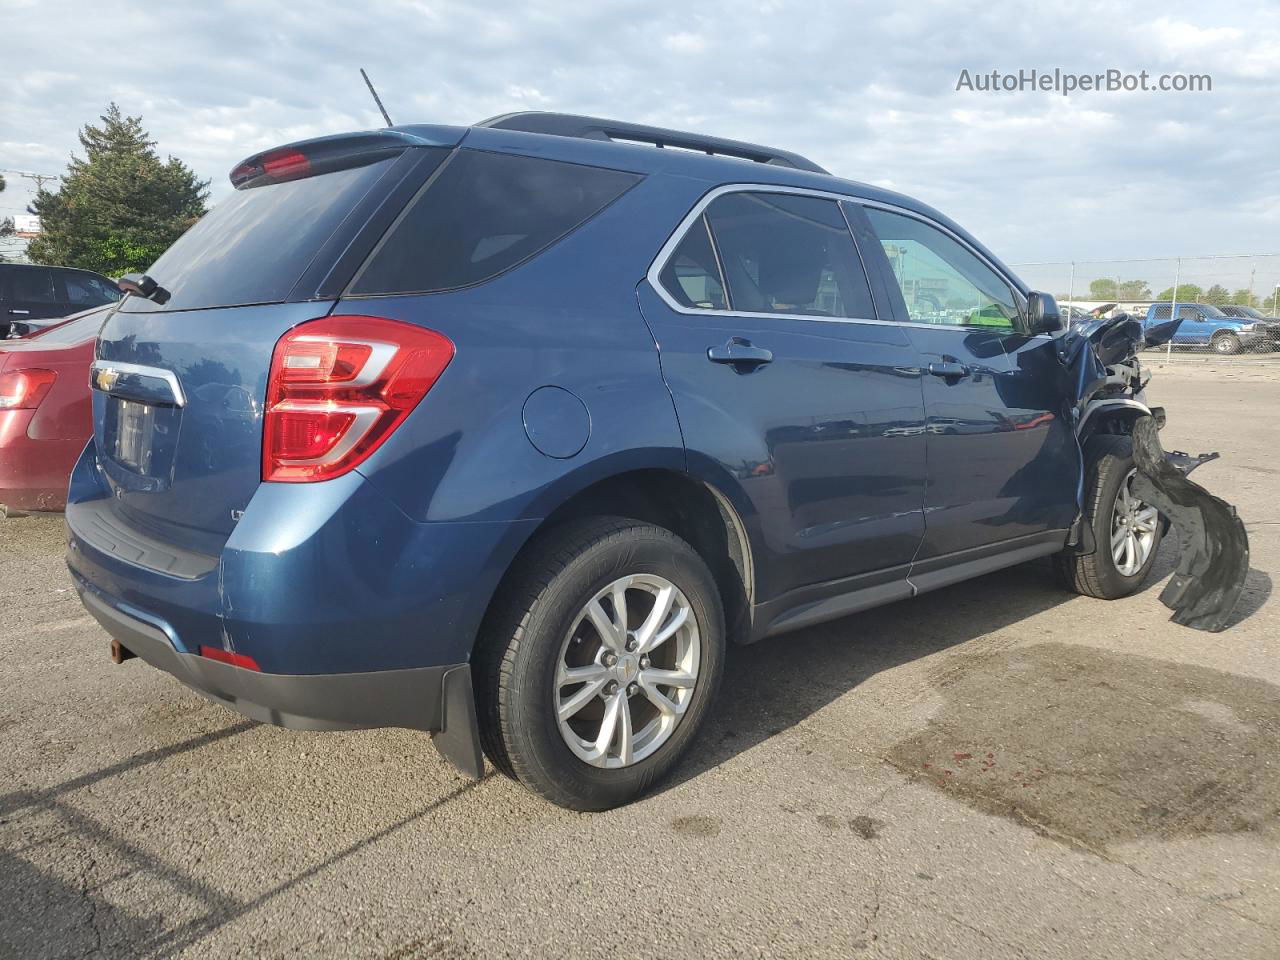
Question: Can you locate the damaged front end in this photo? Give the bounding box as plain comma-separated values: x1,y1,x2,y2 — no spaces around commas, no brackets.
1059,310,1250,631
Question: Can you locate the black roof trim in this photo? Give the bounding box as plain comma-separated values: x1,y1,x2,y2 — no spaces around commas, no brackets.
476,112,829,175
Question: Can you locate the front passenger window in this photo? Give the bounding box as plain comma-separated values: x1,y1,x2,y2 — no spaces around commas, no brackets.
863,207,1018,330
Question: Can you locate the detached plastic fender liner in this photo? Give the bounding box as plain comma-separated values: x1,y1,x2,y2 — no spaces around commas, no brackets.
1130,416,1249,632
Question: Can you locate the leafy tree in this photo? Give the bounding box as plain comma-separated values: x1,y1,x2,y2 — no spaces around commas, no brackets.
1203,284,1231,305
1231,288,1256,306
1155,283,1204,302
1117,279,1151,299
26,104,208,276
0,174,8,262
1089,278,1117,299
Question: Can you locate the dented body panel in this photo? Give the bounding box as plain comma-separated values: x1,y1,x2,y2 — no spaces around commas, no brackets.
1059,311,1250,630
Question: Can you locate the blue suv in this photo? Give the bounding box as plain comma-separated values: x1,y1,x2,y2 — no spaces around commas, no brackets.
69,113,1181,809
1142,302,1273,354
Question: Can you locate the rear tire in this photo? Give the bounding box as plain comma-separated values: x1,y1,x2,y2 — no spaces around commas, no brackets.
1055,434,1162,600
1212,331,1241,355
474,517,724,811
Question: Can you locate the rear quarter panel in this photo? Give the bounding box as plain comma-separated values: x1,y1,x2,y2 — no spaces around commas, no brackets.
333,172,709,525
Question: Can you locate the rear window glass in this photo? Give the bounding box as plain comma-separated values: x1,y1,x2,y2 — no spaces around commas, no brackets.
349,150,641,296
61,271,120,306
121,157,400,313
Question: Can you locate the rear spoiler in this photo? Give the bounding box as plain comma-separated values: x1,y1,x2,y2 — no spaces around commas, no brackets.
229,126,465,189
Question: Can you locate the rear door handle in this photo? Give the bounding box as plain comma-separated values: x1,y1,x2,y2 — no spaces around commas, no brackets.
927,361,970,380
7,309,30,315
708,338,773,367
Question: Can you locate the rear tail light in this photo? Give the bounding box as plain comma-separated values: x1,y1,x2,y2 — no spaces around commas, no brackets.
0,369,57,410
263,315,454,482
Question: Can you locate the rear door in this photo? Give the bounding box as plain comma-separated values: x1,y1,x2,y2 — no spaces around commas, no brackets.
87,137,453,559
853,203,1078,563
7,267,68,321
640,187,927,604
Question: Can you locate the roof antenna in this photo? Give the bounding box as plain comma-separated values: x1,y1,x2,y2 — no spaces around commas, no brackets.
360,68,393,127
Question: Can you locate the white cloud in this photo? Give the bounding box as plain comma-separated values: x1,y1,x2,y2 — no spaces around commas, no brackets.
662,31,707,53
0,0,1277,265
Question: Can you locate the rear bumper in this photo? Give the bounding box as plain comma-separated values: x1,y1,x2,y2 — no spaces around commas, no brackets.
75,576,484,776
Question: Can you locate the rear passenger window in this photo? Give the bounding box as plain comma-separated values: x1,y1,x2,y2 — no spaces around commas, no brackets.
862,207,1018,329
351,150,641,295
12,270,59,303
659,217,726,309
698,192,874,319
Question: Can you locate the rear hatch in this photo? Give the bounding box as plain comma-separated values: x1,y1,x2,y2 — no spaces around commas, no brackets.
86,128,460,561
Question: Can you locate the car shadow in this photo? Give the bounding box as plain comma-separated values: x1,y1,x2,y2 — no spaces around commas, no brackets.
661,536,1269,793
0,716,489,959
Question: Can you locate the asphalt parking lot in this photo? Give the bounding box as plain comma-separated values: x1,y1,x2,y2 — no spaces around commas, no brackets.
2,361,1277,960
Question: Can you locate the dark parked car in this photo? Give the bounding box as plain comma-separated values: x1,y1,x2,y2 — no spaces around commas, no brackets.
1,263,120,338
0,306,105,511
1218,305,1280,349
70,113,1187,809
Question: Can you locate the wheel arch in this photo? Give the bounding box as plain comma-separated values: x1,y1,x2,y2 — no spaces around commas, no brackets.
484,467,756,645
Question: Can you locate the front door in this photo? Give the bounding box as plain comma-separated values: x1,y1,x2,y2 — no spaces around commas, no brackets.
852,203,1078,561
640,188,928,604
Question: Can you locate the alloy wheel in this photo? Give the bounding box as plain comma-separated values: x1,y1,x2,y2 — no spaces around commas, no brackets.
554,574,700,768
1111,469,1159,576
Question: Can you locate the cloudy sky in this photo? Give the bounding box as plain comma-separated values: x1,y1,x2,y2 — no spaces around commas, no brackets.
3,0,1278,292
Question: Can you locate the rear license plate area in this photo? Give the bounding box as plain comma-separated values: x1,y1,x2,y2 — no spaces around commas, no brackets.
115,399,157,472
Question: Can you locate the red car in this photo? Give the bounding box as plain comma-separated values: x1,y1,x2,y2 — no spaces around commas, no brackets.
0,306,107,512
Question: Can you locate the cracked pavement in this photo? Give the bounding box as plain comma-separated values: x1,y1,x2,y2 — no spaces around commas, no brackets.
1,362,1277,959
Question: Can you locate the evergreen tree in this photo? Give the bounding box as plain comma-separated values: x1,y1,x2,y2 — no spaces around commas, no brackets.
26,104,208,275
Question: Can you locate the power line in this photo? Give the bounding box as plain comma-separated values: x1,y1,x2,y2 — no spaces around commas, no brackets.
0,168,61,193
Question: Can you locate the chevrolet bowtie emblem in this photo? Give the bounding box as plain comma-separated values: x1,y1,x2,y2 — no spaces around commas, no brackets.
95,368,120,392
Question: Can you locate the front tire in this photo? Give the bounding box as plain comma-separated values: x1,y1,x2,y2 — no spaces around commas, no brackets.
1055,434,1163,599
474,517,724,810
1212,331,1241,355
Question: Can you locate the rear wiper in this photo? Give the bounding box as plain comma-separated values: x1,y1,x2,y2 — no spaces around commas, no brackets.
117,273,171,305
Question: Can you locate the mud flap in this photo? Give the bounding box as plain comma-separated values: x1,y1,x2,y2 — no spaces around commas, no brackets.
1130,416,1249,632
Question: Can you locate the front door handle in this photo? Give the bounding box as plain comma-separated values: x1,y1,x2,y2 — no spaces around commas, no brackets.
708,338,773,367
7,309,30,316
927,360,970,380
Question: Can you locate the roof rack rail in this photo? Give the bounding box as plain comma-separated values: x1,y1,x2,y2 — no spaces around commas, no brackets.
475,112,829,175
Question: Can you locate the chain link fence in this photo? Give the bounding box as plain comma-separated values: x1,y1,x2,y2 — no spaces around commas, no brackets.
1009,254,1280,360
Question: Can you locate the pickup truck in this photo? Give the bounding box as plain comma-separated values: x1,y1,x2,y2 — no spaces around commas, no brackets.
1142,302,1277,354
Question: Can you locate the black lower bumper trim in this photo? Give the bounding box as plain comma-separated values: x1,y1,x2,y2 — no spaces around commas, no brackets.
77,584,484,778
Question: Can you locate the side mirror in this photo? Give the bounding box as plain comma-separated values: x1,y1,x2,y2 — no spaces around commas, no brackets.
1027,291,1063,334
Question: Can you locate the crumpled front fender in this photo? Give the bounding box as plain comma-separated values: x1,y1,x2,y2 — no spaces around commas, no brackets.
1130,416,1249,632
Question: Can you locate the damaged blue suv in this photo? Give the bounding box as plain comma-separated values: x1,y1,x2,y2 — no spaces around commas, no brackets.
69,113,1246,810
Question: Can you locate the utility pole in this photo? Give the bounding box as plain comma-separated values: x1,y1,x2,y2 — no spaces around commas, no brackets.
20,171,59,193
1273,284,1280,318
